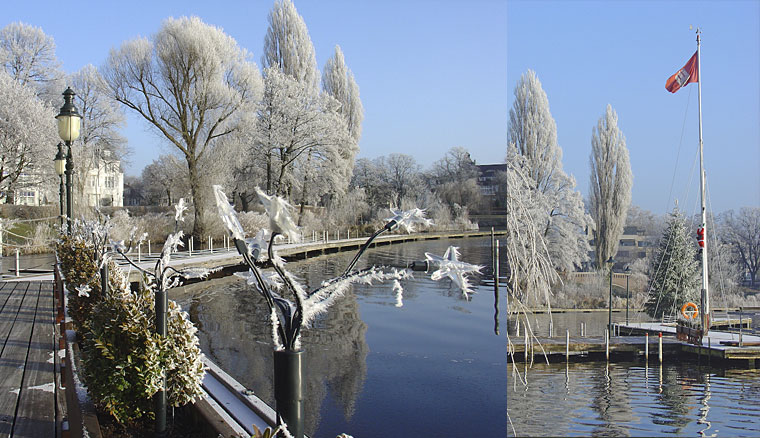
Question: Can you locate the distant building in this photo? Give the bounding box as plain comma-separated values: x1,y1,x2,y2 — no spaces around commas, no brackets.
475,163,506,206
587,225,655,270
83,150,124,207
3,151,124,207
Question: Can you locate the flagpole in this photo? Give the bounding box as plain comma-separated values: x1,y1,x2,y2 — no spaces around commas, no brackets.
697,28,709,335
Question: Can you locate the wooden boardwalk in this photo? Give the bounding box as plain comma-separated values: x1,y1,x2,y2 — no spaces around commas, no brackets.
0,281,62,437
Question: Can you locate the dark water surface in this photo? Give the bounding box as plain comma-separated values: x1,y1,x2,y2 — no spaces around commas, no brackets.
172,237,507,438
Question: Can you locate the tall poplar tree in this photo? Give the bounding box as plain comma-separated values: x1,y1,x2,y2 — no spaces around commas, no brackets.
589,104,633,269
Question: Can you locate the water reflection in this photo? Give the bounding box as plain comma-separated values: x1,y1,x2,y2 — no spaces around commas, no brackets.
508,360,760,437
173,237,507,437
176,275,369,435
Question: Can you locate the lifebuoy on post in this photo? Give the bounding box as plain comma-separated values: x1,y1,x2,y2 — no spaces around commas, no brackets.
681,302,699,319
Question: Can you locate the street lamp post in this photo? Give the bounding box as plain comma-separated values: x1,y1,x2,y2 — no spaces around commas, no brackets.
607,256,616,336
625,266,631,325
55,88,81,234
54,143,66,229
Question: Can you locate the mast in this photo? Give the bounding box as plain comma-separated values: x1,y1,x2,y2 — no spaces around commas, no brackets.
697,29,710,334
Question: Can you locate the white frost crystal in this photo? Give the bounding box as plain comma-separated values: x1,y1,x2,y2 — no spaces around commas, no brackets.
212,186,246,240
386,208,433,233
425,246,483,298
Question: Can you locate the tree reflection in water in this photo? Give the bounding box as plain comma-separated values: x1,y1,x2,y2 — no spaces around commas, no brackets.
177,275,368,436
507,360,760,437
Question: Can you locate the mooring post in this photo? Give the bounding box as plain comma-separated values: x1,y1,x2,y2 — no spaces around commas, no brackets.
566,329,569,362
658,332,663,363
549,320,553,338
138,243,141,263
645,333,649,361
516,320,520,337
739,307,744,347
148,239,151,256
209,236,213,253
524,329,528,362
15,249,19,277
189,236,193,256
605,328,610,361
708,337,711,365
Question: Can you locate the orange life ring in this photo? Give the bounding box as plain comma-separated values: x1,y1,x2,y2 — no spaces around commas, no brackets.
681,302,699,319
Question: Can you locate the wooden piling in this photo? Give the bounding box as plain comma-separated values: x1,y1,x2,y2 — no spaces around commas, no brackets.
605,328,610,360
645,333,649,360
565,330,569,361
658,332,663,363
138,243,141,262
15,249,19,277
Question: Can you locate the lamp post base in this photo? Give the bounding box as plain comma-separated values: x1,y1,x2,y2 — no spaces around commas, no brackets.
274,349,303,438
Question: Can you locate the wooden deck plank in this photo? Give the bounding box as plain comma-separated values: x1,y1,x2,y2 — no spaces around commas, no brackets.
13,282,56,438
0,283,34,437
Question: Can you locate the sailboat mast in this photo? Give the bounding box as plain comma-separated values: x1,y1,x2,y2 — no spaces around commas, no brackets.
697,29,710,334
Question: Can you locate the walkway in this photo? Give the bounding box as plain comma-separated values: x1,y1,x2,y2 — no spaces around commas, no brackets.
0,281,62,437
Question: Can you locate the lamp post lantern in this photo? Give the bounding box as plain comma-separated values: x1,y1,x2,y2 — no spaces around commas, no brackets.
624,266,631,325
54,143,66,229
607,256,616,335
56,87,81,234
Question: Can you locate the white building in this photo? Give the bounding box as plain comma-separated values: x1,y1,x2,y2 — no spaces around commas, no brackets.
83,150,124,207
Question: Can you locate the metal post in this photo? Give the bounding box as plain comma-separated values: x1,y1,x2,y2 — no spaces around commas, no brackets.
209,236,213,253
65,142,74,235
15,249,20,277
626,273,630,325
138,243,141,263
739,307,743,347
566,329,569,362
609,267,613,336
274,350,304,438
59,174,65,229
148,240,151,256
154,287,168,437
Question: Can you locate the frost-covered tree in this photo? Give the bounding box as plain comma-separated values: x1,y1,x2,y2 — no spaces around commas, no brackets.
0,71,58,203
428,146,481,211
589,104,633,269
141,155,189,206
384,154,423,208
102,16,262,239
722,207,760,285
503,145,559,309
322,45,363,144
506,70,592,272
250,67,351,202
0,22,63,99
261,0,320,91
644,208,700,318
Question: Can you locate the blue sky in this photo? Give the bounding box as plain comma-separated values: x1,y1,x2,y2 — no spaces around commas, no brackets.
508,0,760,214
4,0,507,176
5,0,759,214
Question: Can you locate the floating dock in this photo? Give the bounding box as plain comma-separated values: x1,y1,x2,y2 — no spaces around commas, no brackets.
509,319,760,367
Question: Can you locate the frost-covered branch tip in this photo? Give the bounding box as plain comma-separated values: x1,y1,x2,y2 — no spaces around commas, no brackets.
255,186,300,242
386,208,433,233
425,246,483,298
212,186,245,240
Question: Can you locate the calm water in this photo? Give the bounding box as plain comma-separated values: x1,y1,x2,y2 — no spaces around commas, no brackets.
507,312,760,437
172,237,507,438
508,361,760,437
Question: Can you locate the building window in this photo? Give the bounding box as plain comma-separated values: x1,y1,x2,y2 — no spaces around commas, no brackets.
105,176,115,189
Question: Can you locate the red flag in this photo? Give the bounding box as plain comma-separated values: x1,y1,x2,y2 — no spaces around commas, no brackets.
666,50,699,93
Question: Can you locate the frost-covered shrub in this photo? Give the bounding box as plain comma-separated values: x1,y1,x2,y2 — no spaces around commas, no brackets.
83,286,163,425
56,218,205,427
83,284,205,425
